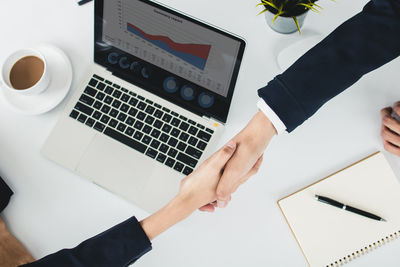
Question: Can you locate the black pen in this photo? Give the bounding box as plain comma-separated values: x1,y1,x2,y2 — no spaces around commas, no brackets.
315,195,386,222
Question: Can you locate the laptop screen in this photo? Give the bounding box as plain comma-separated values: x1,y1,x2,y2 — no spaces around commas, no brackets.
95,0,246,123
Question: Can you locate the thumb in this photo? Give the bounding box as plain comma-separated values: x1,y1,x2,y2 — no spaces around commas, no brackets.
209,141,237,169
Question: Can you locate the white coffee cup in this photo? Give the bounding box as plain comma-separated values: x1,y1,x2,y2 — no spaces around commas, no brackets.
1,49,50,95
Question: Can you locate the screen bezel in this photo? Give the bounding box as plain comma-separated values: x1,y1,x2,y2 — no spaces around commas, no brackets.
94,0,246,123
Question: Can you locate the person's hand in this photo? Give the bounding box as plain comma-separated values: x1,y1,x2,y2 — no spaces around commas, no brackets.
381,102,400,156
209,111,277,209
0,218,35,267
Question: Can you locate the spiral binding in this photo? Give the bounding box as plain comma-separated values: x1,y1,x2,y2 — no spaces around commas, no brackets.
326,230,400,267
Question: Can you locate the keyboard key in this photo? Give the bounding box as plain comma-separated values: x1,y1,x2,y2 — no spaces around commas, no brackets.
100,115,110,124
145,116,155,125
101,105,111,114
104,127,146,153
109,109,118,118
121,87,128,93
171,128,180,138
137,95,145,101
112,90,122,99
129,91,137,97
94,122,105,132
129,97,138,107
137,101,147,110
93,74,104,81
109,119,118,128
159,144,169,153
142,135,152,145
150,140,160,149
171,111,179,117
145,148,158,159
120,103,130,113
125,127,134,136
105,80,112,85
206,128,214,134
182,166,193,175
156,153,166,163
104,96,113,104
171,118,180,127
145,99,153,105
126,117,135,126
153,120,163,129
86,118,95,127
93,111,101,120
162,114,172,123
168,137,178,147
128,107,138,117
134,121,144,130
137,112,146,121
117,113,127,122
145,106,155,115
196,123,205,130
188,119,196,125
93,101,102,110
188,126,198,136
177,153,198,168
174,162,184,172
143,125,152,134
78,114,87,123
96,82,106,91
188,136,197,146
168,148,178,158
162,124,171,133
95,92,105,101
133,131,143,141
179,115,187,121
162,107,170,113
154,103,162,108
112,99,122,109
80,94,95,106
113,83,121,89
89,78,98,87
75,102,93,116
105,86,113,95
70,110,79,119
121,94,130,103
117,123,126,132
179,132,189,142
197,130,212,142
84,86,97,97
177,142,187,152
179,122,189,131
151,129,161,139
160,133,169,142
186,146,202,159
154,109,163,119
165,157,175,168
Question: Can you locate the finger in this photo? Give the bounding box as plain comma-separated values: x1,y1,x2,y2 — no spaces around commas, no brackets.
380,107,392,118
208,141,237,169
382,114,400,134
199,204,215,212
393,102,400,117
231,155,264,193
381,126,400,147
383,140,400,156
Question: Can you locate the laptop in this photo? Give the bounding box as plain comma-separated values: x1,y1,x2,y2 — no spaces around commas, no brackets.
42,0,246,212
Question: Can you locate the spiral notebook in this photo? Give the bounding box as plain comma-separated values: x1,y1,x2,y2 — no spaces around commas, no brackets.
278,152,400,267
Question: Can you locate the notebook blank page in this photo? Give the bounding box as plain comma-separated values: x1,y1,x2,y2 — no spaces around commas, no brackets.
279,153,400,267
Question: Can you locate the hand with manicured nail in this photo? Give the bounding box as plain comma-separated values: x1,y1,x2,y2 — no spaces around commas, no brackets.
381,102,400,156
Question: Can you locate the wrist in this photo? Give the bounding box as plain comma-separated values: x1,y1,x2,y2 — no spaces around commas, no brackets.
255,110,277,136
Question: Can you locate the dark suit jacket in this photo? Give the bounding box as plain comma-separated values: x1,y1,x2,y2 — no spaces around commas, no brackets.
0,176,13,213
258,0,400,132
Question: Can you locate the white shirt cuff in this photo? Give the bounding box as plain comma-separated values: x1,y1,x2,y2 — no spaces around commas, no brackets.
257,98,287,135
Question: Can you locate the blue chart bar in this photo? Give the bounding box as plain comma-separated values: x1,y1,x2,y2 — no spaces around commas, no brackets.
127,23,210,70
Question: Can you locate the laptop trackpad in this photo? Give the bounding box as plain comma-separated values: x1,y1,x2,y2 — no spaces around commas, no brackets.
76,134,153,206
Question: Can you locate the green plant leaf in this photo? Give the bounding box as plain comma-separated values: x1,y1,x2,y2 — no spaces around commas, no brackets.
293,16,301,34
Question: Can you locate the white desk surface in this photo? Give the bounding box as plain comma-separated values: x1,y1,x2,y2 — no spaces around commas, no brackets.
1,0,400,266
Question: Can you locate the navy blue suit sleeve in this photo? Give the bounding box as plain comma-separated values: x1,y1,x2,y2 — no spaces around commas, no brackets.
22,217,152,267
0,176,13,213
258,0,400,132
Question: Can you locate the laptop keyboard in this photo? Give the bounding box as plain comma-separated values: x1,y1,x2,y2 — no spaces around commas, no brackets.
69,74,215,175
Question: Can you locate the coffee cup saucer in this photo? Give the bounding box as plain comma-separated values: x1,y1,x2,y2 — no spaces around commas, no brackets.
0,44,72,115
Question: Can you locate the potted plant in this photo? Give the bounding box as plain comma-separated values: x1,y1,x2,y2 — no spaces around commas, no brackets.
257,0,322,34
